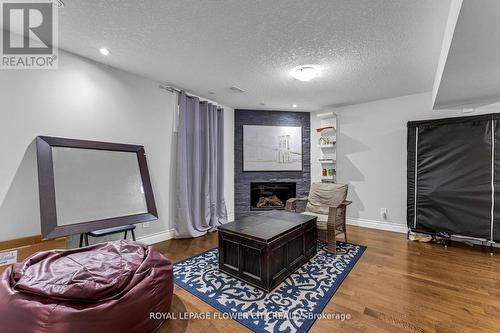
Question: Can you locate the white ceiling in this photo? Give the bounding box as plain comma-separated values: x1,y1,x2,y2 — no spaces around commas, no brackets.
58,0,451,111
433,0,500,109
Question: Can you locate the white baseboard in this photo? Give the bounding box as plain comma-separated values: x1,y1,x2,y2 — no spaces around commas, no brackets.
137,229,175,245
347,218,408,234
346,218,500,248
136,219,408,243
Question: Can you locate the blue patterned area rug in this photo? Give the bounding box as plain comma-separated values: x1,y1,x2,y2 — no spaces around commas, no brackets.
174,242,366,333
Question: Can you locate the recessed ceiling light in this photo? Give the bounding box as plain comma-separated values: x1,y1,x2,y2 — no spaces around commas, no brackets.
292,104,297,108
99,48,110,56
260,103,265,106
291,65,320,82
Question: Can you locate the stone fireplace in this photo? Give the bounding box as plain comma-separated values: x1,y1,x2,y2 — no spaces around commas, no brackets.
250,182,296,211
234,109,311,219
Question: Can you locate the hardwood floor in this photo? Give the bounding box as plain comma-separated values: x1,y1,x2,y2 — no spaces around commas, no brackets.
153,226,500,333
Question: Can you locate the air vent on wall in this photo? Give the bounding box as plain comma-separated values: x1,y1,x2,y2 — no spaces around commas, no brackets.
230,86,245,93
53,0,65,8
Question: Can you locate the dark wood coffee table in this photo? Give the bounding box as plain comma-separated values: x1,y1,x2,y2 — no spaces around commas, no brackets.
218,210,317,292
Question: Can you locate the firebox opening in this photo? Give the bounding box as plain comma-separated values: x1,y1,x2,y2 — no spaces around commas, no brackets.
250,182,297,211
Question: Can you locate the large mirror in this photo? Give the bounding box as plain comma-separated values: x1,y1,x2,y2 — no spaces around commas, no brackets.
36,136,158,239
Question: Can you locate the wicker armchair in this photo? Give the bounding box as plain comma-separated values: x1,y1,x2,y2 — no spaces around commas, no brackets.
285,183,351,254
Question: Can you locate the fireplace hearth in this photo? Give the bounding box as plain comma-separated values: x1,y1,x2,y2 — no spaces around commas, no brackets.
250,182,296,211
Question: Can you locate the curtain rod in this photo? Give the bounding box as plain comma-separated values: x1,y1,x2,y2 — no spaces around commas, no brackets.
158,84,223,109
158,84,182,94
158,84,224,109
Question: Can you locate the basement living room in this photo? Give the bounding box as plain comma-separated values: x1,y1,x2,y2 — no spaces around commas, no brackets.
1,1,500,332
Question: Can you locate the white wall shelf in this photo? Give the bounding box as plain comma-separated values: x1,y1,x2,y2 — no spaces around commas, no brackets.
312,113,337,183
316,112,336,120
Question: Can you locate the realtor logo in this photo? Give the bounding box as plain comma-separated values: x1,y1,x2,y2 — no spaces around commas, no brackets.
1,0,58,69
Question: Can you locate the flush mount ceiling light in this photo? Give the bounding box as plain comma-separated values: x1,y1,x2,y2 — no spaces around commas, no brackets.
292,104,297,108
290,65,320,82
229,86,245,93
99,48,110,56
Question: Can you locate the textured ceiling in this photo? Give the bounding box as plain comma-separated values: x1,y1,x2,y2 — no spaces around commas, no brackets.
58,0,451,111
434,0,500,109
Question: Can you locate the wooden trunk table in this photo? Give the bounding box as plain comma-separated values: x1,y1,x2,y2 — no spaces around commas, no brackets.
218,210,317,292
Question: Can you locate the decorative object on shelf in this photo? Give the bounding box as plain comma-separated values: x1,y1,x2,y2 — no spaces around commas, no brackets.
320,168,336,183
318,136,336,146
243,125,303,171
321,168,336,177
318,136,336,147
315,126,336,132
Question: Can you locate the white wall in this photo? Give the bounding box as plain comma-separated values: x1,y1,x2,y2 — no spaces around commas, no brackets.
310,114,322,183
0,50,234,242
223,108,235,222
314,92,499,233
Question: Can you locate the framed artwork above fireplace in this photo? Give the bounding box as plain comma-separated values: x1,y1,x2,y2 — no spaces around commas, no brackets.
243,125,303,171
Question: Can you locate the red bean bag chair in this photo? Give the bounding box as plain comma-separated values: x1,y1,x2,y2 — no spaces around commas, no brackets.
0,240,173,333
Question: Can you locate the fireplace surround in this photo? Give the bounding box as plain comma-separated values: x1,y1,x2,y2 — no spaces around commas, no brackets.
234,109,311,219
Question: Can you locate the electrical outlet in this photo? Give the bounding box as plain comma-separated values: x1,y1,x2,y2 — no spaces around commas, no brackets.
142,222,150,228
380,208,388,220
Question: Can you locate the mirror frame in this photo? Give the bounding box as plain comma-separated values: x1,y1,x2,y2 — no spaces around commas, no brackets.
36,136,158,239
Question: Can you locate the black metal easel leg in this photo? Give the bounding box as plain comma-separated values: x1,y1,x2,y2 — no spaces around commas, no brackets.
131,229,136,241
124,230,128,240
79,234,83,247
444,238,450,249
